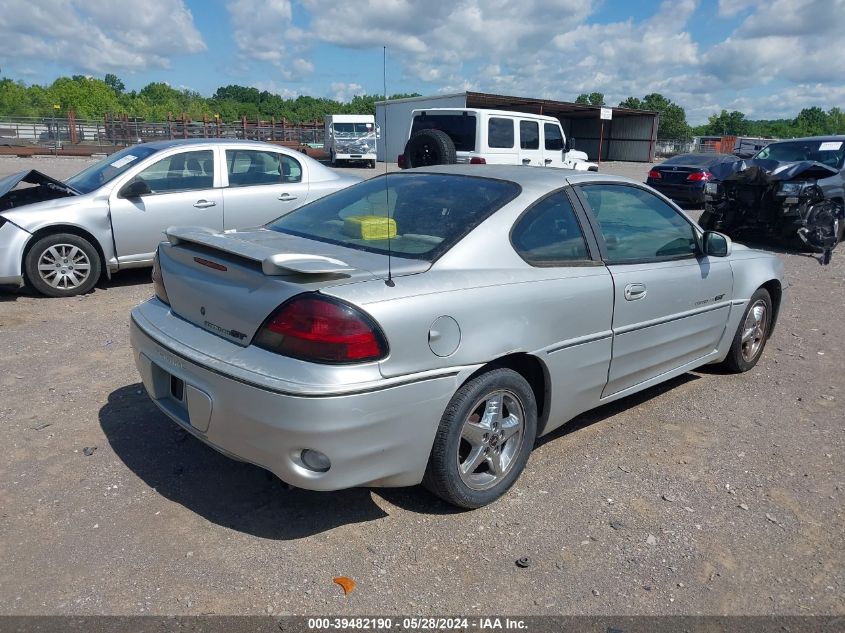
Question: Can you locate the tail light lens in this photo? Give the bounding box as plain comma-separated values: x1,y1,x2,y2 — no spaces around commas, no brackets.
647,169,662,180
254,294,388,364
470,156,487,164
397,154,406,169
151,249,170,305
687,171,712,182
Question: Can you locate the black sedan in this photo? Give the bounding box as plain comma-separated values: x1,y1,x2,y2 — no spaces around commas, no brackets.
646,153,735,207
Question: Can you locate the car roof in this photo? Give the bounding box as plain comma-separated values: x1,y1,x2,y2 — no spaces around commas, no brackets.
404,164,636,188
410,107,558,122
133,138,290,151
768,135,845,144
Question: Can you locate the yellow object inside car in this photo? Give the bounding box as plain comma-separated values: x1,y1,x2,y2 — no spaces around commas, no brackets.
343,215,397,241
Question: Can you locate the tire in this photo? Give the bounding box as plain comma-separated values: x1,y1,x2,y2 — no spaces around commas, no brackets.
403,129,457,168
25,233,101,298
721,288,772,373
369,159,376,169
423,368,537,508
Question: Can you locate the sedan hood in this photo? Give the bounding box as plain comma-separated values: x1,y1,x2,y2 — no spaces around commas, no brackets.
0,169,79,213
710,158,839,183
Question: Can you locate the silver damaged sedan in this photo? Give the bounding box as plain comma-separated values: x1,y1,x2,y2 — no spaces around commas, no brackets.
0,139,359,296
130,165,787,508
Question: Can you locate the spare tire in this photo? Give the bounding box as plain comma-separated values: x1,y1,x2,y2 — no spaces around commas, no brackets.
403,129,457,168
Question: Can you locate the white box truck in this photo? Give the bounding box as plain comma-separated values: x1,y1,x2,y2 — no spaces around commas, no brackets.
325,114,378,168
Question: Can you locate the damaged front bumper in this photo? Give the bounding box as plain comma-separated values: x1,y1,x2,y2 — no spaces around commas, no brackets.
0,218,31,287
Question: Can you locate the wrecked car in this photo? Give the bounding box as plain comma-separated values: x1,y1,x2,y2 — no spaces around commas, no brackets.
0,139,359,297
700,136,845,262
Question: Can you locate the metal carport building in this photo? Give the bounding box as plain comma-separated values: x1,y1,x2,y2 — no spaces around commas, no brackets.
375,91,659,163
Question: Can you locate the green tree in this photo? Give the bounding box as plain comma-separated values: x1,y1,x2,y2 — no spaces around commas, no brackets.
619,93,691,140
104,73,125,95
703,110,750,136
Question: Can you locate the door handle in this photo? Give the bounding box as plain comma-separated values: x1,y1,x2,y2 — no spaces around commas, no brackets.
624,283,647,301
278,193,298,201
193,200,216,209
521,158,531,165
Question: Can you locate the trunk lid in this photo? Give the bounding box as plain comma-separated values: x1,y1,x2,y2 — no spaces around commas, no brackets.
159,226,429,345
653,165,702,184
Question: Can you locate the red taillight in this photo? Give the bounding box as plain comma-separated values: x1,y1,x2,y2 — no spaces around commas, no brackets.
469,156,487,164
687,171,712,182
254,294,388,364
151,249,169,305
647,169,662,180
397,154,406,169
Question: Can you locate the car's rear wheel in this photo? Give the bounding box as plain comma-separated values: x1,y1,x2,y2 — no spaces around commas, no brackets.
25,233,101,297
423,368,537,508
721,288,772,372
403,129,457,168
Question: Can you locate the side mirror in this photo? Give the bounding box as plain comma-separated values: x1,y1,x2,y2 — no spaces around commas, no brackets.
702,230,731,257
376,125,381,139
564,137,573,152
120,180,151,198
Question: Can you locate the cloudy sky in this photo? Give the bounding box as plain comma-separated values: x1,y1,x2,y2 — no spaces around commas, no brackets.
0,0,843,124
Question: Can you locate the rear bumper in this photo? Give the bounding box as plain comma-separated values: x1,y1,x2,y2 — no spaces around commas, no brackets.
129,300,457,490
0,220,30,287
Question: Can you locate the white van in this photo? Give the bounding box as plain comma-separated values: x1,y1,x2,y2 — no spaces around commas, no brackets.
399,108,597,171
324,114,378,168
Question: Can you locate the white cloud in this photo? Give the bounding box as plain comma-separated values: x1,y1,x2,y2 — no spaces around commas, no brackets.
226,0,312,80
330,82,364,102
0,0,205,73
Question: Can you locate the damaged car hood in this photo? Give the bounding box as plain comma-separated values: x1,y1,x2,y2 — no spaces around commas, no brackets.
0,169,80,214
710,158,839,183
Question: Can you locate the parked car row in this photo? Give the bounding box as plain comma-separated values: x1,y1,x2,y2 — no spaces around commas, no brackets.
646,136,845,261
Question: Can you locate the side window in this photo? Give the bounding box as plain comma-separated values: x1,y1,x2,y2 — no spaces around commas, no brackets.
133,150,214,194
511,190,590,264
544,123,563,151
582,185,696,263
519,120,539,150
226,150,302,186
487,117,514,149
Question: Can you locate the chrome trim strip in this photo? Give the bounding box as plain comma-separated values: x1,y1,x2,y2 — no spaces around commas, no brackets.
545,331,613,355
614,301,731,336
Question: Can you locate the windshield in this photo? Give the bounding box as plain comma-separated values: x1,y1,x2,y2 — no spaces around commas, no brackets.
663,153,734,167
333,123,374,137
754,140,845,169
267,173,520,261
65,146,159,193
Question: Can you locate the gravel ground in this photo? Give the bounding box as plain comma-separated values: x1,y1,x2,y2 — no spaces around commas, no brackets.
0,156,842,616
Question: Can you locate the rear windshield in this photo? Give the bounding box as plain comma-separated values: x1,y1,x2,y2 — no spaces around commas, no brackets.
267,173,520,261
662,153,733,167
410,114,477,152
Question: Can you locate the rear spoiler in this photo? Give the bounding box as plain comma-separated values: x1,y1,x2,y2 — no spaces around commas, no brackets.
165,226,355,275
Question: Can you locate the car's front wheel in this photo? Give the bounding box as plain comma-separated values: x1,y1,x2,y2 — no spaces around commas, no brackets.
25,233,101,297
721,287,773,372
423,368,537,508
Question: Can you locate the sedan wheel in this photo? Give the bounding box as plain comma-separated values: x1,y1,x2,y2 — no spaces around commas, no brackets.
424,367,537,508
25,233,101,297
722,287,772,373
740,300,768,363
458,390,525,491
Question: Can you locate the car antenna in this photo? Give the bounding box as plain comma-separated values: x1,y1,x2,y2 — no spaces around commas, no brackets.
383,45,395,287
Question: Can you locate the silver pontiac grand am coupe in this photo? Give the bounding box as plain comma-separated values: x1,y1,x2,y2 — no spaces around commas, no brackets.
130,165,786,508
0,139,359,296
